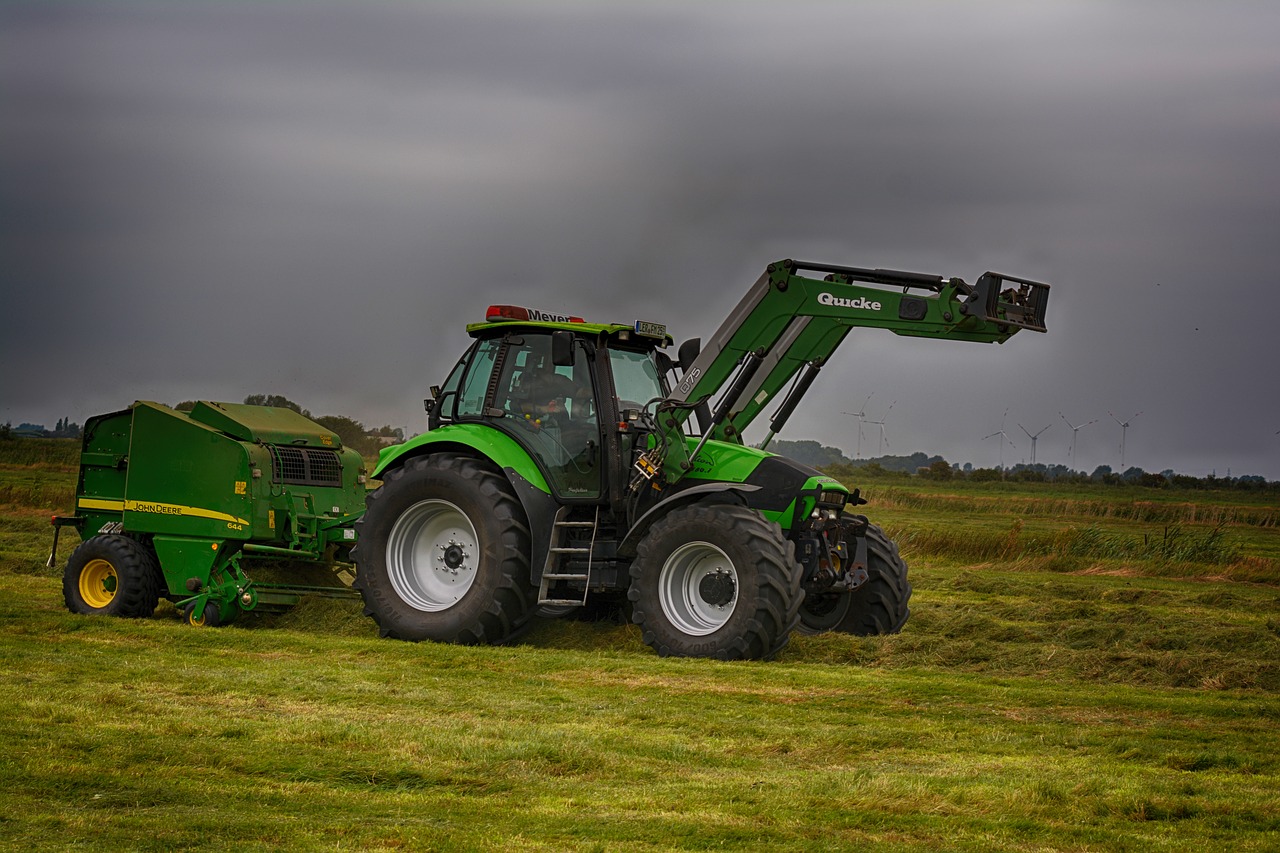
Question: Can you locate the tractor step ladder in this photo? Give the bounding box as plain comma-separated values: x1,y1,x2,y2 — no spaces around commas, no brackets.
537,506,598,606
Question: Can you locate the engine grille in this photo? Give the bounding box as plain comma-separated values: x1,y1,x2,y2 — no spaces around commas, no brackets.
269,445,343,487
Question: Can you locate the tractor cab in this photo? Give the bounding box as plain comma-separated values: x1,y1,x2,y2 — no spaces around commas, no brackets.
423,304,673,505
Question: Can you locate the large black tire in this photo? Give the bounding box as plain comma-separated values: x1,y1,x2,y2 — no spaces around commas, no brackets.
63,534,161,618
352,453,535,645
628,503,803,660
798,523,911,636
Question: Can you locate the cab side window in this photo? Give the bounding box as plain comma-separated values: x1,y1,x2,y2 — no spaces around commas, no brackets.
455,339,501,418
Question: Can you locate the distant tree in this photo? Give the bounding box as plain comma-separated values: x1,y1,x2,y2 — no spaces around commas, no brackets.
765,439,851,468
313,414,371,453
243,394,311,418
922,458,953,480
0,422,11,440
50,419,82,439
819,461,858,481
174,400,197,412
1090,464,1120,485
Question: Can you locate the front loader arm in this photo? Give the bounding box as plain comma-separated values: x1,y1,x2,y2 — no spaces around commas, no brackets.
652,259,1048,483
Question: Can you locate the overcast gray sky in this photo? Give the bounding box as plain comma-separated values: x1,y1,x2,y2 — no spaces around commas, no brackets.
3,2,1278,479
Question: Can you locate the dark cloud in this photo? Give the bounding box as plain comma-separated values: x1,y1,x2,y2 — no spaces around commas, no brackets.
3,2,1278,478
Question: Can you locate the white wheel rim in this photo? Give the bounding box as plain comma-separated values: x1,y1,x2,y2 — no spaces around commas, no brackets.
386,499,480,612
658,541,738,636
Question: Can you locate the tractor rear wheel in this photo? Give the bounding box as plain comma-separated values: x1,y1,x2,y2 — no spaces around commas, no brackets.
628,503,802,660
798,523,911,635
63,534,161,618
353,453,535,645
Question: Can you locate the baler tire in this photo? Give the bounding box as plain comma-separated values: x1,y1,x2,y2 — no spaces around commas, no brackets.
627,503,802,660
183,601,222,627
63,534,162,618
352,453,535,646
801,523,911,636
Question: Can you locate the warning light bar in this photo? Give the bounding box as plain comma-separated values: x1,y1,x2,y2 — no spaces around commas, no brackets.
485,305,585,324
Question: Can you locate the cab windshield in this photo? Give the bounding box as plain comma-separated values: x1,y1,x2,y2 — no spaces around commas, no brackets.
608,348,665,411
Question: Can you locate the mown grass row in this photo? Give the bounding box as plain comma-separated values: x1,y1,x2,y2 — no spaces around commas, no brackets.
3,570,1279,852
4,445,1280,849
871,485,1279,528
0,479,74,510
885,522,1279,585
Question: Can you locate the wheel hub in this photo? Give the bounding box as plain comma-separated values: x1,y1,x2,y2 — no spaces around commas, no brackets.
441,542,466,570
698,570,735,607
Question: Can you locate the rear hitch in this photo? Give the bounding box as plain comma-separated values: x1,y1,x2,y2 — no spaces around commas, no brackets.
47,515,84,568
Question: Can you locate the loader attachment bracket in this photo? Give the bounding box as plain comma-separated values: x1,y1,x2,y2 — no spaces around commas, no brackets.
961,272,1049,333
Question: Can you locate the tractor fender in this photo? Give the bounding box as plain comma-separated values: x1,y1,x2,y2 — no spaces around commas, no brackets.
371,426,549,492
370,429,558,585
618,482,762,558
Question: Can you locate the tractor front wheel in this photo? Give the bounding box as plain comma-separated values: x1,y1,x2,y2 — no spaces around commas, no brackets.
353,453,535,645
63,534,161,618
628,503,802,660
798,523,911,635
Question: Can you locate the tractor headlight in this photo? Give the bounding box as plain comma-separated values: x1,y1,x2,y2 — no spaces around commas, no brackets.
816,488,848,509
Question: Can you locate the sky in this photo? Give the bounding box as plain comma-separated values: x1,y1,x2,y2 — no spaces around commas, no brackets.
3,2,1279,480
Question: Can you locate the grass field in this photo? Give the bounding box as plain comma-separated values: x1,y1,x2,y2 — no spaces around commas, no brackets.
2,438,1278,850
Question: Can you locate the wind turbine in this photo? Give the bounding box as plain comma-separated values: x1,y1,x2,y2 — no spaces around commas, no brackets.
840,393,874,459
1109,411,1142,469
983,408,1016,474
1019,423,1051,465
1060,412,1098,471
864,400,895,458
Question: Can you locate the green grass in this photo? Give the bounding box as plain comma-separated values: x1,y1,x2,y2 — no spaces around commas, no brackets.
3,437,1280,850
2,578,1279,851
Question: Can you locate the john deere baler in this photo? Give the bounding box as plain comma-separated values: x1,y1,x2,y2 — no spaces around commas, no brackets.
53,401,367,625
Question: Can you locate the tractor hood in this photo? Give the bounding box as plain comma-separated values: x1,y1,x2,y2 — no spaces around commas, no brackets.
679,438,846,514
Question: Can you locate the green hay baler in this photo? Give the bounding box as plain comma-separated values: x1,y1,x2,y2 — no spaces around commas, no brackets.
52,401,368,625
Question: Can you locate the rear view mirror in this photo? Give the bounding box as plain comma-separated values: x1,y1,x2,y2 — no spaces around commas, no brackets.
551,330,575,366
677,337,701,369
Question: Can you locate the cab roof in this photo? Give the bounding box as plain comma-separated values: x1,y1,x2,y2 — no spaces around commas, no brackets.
466,304,672,345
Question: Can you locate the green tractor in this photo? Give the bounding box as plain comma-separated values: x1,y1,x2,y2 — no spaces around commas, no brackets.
353,259,1049,659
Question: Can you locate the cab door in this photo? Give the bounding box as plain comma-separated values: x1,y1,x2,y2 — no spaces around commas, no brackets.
491,333,602,501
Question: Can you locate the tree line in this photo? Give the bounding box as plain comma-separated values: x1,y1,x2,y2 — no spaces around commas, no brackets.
768,439,1278,490
173,395,404,457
